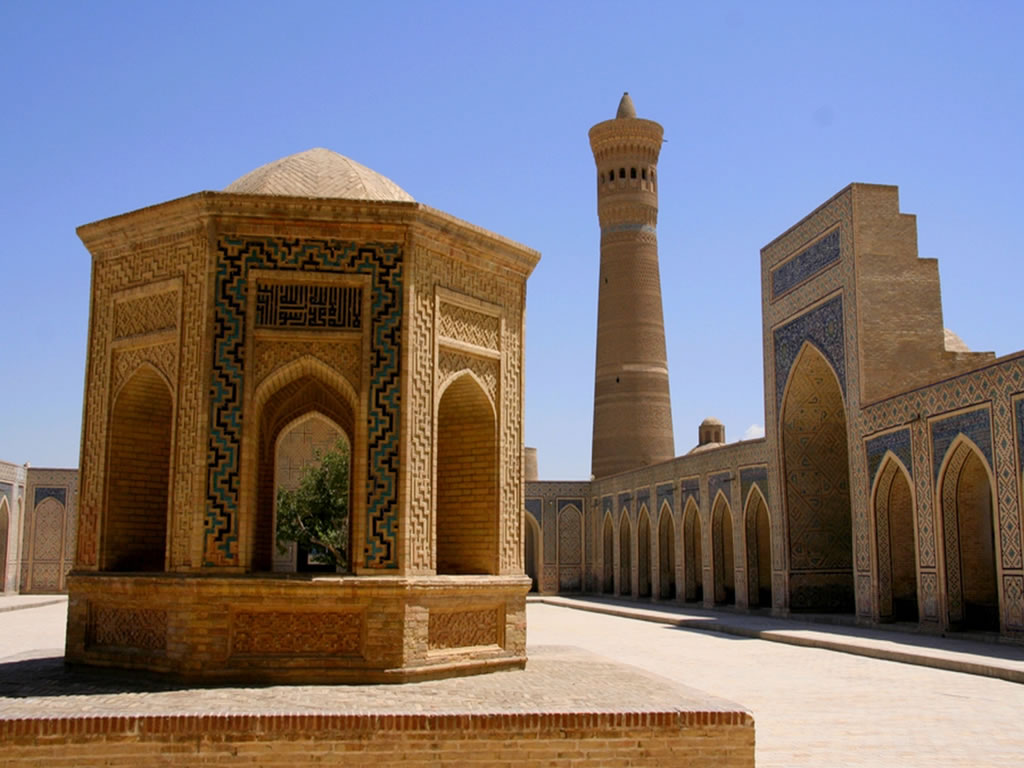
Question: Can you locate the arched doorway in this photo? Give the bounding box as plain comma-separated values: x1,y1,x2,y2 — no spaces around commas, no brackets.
940,440,998,631
272,412,348,573
254,368,356,572
637,506,652,597
658,503,676,599
683,499,703,602
524,511,541,592
103,365,172,572
874,457,918,622
619,510,632,596
781,343,853,612
602,513,615,593
712,493,735,605
745,488,772,609
436,374,498,575
0,497,8,592
557,505,583,592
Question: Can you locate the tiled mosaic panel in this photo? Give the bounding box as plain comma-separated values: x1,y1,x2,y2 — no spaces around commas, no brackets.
254,284,362,330
680,478,700,511
770,228,840,300
740,466,768,509
1016,397,1024,475
656,482,674,513
930,408,993,483
635,488,650,513
1004,575,1024,629
865,429,913,489
557,502,583,566
0,482,12,507
708,472,732,508
208,238,402,568
940,442,973,623
782,345,852,571
773,294,846,414
618,492,632,517
34,487,66,506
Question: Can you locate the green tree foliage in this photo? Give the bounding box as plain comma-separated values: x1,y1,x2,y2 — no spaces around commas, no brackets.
275,439,350,570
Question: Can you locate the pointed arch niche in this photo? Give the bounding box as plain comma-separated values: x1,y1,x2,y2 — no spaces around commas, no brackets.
744,487,772,609
435,372,498,575
658,502,676,599
602,512,615,593
251,362,356,572
939,439,999,631
524,510,541,592
637,505,652,598
619,509,632,596
712,493,735,605
0,497,9,591
103,365,173,572
873,455,918,622
781,342,853,612
683,499,703,602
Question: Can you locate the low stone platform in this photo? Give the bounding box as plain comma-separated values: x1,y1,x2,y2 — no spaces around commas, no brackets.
0,645,753,767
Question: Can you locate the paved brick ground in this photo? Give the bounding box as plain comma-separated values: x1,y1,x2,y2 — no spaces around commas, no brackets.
528,602,1024,767
4,598,1024,766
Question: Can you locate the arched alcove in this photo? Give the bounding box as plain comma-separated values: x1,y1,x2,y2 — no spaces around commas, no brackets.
940,440,998,631
557,504,582,591
524,511,541,592
436,373,498,575
103,365,172,572
744,487,772,609
683,499,703,603
712,493,735,605
0,497,9,592
254,373,355,572
602,513,614,593
873,457,918,622
637,506,652,598
781,342,853,611
619,509,632,596
272,412,348,573
658,503,676,599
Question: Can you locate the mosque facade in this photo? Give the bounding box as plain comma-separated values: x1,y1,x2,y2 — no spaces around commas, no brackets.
4,94,1024,645
527,94,1024,638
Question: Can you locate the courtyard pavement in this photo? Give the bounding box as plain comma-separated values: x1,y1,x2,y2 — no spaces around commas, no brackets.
3,596,1024,766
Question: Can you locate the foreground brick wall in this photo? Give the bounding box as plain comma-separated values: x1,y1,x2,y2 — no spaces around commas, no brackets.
0,711,754,767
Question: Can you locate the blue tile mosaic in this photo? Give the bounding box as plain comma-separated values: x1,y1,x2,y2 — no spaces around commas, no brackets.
617,492,632,511
1016,399,1024,477
771,228,841,299
656,482,675,513
636,488,650,511
740,466,768,508
557,498,583,513
525,498,542,523
34,487,66,507
680,479,700,510
708,471,732,507
774,294,846,414
602,495,613,518
865,429,913,489
931,409,994,482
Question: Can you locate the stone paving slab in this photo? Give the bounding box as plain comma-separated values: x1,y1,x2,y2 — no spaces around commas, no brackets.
0,645,749,719
533,594,1024,684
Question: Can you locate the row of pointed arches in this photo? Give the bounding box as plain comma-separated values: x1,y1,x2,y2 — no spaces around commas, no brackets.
100,358,501,575
593,488,773,608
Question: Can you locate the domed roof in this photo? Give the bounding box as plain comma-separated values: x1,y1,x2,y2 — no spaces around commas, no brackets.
944,328,971,353
224,148,414,202
700,417,723,427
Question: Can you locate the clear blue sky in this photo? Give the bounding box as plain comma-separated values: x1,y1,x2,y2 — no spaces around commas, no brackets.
1,2,1021,479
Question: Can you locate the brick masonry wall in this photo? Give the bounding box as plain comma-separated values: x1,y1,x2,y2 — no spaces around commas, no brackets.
0,711,754,767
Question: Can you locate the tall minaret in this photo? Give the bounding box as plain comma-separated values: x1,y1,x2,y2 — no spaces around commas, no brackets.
590,92,674,478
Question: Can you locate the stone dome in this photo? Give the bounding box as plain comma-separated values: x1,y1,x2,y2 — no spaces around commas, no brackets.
700,417,724,427
944,328,971,353
224,148,414,202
